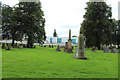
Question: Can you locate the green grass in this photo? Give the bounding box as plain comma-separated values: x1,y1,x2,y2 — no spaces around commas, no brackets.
2,46,118,78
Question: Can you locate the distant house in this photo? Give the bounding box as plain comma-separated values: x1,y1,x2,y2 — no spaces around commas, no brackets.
45,37,78,44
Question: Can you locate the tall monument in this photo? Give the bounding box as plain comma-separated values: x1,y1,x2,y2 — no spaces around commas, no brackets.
74,33,87,60
67,29,73,53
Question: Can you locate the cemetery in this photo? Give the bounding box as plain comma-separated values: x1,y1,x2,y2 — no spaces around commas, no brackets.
0,0,120,79
0,28,119,78
1,43,118,78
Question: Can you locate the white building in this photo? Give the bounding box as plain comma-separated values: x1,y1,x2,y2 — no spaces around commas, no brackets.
45,37,78,44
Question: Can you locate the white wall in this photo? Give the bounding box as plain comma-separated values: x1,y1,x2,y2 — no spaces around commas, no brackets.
45,37,78,44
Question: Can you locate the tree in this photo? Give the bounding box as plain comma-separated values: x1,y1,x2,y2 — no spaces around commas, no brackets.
81,2,113,49
0,2,2,40
2,4,13,40
17,1,46,48
116,20,120,49
2,4,23,46
72,35,77,37
53,29,57,37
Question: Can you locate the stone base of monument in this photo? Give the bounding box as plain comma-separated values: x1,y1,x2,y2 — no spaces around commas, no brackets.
67,49,73,53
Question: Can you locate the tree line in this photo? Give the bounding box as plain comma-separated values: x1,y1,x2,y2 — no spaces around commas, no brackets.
80,2,120,49
1,1,46,48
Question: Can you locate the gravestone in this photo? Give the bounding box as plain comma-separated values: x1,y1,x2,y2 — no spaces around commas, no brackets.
74,47,78,58
74,34,87,60
64,42,68,52
41,45,43,47
61,46,64,48
44,45,46,47
114,48,118,53
72,46,74,49
92,46,96,52
67,29,73,53
111,48,118,53
14,43,18,48
2,43,6,49
23,44,26,48
20,44,23,49
52,45,54,48
33,45,36,48
49,45,51,48
103,46,109,53
100,44,103,50
56,45,61,51
6,43,10,50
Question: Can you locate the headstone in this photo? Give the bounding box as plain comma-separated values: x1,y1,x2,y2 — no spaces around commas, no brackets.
23,44,26,48
13,43,18,48
41,45,43,47
100,44,103,50
72,46,74,49
6,43,10,50
61,46,64,48
33,45,36,48
92,46,96,52
74,47,78,58
74,34,87,60
67,29,73,53
44,45,46,47
96,47,98,50
64,42,68,52
49,45,51,48
103,46,109,53
56,45,61,51
111,48,118,53
2,43,6,49
52,45,54,48
114,48,118,53
19,44,23,49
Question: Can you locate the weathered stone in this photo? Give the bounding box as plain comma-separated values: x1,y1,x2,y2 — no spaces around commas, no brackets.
6,43,10,50
44,45,46,47
103,46,109,53
2,43,6,49
64,42,68,52
52,45,54,48
67,29,73,53
74,34,87,60
92,46,96,52
111,48,118,53
74,47,78,58
56,45,61,51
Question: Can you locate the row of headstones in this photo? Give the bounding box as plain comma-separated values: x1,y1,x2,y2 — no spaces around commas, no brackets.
0,43,11,50
91,46,119,53
41,45,54,48
0,43,36,50
0,43,25,50
56,45,76,52
103,46,118,53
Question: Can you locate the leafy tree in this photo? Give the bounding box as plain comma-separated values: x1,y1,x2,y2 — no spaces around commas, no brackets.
2,4,23,46
17,2,46,48
2,4,13,40
81,2,113,49
53,29,57,37
72,35,77,37
0,2,2,40
116,20,120,49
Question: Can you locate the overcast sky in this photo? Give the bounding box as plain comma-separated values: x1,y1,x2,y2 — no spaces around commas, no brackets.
0,0,119,37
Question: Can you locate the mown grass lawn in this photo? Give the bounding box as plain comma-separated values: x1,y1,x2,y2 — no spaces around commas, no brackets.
2,46,118,78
